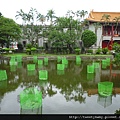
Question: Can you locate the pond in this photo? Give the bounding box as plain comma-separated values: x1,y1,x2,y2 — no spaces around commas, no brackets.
0,57,120,114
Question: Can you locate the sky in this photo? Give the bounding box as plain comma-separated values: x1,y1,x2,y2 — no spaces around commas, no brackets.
1,0,120,24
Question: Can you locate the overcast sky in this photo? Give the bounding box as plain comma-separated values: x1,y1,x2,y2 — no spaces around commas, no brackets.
1,0,120,24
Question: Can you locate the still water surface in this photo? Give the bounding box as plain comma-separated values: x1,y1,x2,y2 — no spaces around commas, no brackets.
0,58,120,114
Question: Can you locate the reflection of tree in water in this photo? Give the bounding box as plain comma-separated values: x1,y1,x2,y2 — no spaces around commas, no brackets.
60,83,86,103
47,83,57,97
48,60,86,103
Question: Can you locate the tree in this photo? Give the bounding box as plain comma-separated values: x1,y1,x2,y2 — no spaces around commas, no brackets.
0,12,3,17
113,16,120,34
81,30,97,48
16,8,42,45
80,10,88,20
0,16,21,47
101,14,111,33
46,9,56,25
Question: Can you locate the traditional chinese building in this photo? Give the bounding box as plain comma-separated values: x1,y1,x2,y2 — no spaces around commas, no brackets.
86,10,120,50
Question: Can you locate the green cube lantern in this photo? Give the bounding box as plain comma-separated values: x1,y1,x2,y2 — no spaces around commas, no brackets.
27,64,35,71
0,70,7,81
39,70,48,80
57,64,64,71
87,64,94,73
98,82,113,97
57,56,62,63
20,87,42,109
38,60,43,65
33,56,38,63
76,56,81,65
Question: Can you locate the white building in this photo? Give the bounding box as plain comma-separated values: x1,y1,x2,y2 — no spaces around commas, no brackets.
86,10,120,50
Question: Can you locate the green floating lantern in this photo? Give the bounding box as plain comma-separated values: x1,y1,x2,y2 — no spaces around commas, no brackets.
57,64,64,70
27,64,35,71
62,58,68,68
57,56,62,63
9,59,17,66
38,60,43,65
39,70,48,80
0,70,7,81
106,58,110,66
98,81,113,97
44,57,48,63
33,56,38,63
76,56,81,64
20,87,42,109
16,55,22,62
102,59,107,69
87,64,94,73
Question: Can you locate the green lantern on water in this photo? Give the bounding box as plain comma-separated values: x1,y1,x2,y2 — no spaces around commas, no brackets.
98,81,113,97
57,64,65,71
0,70,7,81
39,70,48,80
87,64,94,73
20,87,42,109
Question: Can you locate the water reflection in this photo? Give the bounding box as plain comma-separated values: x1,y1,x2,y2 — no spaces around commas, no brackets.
19,87,42,114
97,95,112,108
0,59,120,114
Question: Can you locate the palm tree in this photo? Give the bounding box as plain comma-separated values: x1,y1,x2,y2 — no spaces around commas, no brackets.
46,9,56,25
80,10,88,20
113,16,120,35
15,9,27,24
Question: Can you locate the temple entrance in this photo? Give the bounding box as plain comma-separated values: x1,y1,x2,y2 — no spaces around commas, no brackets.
102,40,114,50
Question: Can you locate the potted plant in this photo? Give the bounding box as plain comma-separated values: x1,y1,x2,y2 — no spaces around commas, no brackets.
102,47,108,54
95,48,101,54
75,48,81,55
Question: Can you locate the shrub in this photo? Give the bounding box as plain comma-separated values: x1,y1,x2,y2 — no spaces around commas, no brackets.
31,47,37,51
102,47,109,54
95,48,101,54
86,49,93,54
81,30,97,48
75,48,81,55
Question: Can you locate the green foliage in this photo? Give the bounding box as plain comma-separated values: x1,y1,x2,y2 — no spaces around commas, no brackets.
3,48,10,51
102,47,109,54
26,44,32,49
0,16,21,42
95,48,101,54
26,49,31,52
113,53,120,66
86,49,93,54
75,48,81,55
31,47,37,51
112,42,120,53
81,30,97,48
115,108,120,114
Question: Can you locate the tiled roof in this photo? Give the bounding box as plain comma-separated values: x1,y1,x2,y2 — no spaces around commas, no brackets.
86,10,120,22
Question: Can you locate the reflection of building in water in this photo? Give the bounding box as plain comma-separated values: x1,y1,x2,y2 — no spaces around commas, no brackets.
97,95,112,108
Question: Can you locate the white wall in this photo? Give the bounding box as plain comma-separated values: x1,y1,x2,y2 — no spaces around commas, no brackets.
89,24,102,48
